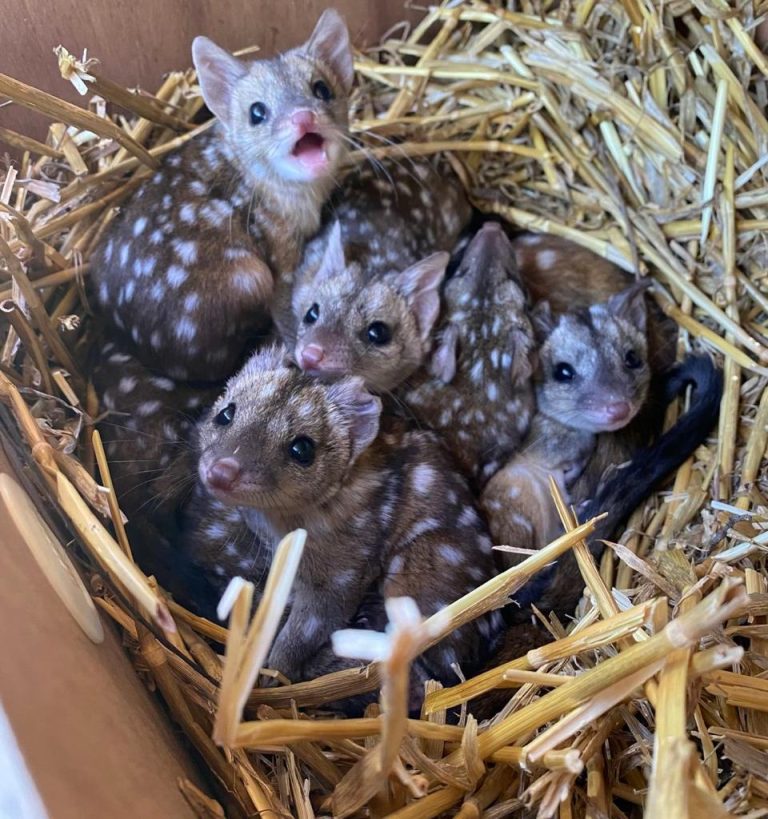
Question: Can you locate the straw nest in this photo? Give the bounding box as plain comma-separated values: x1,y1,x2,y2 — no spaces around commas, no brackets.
2,1,768,816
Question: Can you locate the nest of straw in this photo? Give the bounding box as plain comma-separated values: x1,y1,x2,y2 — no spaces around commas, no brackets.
2,1,768,815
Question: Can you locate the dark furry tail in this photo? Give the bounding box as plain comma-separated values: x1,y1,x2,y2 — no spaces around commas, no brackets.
510,353,723,617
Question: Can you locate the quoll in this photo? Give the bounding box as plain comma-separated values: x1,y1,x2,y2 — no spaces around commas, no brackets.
91,9,354,381
182,345,505,699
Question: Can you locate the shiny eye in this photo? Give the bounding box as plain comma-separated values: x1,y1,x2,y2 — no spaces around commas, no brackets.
624,349,642,369
304,303,320,324
553,362,575,382
367,321,392,345
288,435,315,466
312,79,333,102
214,402,236,426
249,102,268,125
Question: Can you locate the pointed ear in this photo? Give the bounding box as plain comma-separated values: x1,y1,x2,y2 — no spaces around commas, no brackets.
429,322,460,383
315,221,346,282
327,377,381,461
393,252,449,343
607,281,649,332
530,301,556,341
304,9,354,94
192,36,247,121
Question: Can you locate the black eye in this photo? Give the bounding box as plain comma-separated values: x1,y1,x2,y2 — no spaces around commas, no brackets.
312,80,333,102
367,321,392,345
288,436,315,466
625,350,642,369
249,102,268,125
304,303,319,324
214,402,236,426
553,362,575,382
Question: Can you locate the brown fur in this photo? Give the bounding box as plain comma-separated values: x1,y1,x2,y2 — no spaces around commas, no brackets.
402,222,537,485
482,286,651,558
183,346,504,693
91,10,353,381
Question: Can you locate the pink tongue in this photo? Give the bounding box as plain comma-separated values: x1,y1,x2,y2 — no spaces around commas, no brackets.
292,132,327,169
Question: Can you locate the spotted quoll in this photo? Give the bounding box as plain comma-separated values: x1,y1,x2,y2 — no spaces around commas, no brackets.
401,221,537,486
273,158,470,392
91,10,353,381
183,345,504,697
481,283,651,559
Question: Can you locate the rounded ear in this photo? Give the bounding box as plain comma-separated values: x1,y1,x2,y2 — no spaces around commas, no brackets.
607,281,650,332
192,36,247,122
326,377,381,461
304,9,354,94
428,322,460,384
530,301,557,341
393,252,449,343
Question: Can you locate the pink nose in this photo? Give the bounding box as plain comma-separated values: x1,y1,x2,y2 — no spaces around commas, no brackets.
604,401,631,424
299,344,325,369
206,458,241,491
291,110,317,130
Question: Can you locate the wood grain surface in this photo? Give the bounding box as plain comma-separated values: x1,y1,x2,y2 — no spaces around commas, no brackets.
0,0,416,145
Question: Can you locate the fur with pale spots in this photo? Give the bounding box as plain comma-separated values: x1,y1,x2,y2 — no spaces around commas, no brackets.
273,157,471,392
481,284,651,559
181,346,502,707
90,10,354,382
401,221,537,487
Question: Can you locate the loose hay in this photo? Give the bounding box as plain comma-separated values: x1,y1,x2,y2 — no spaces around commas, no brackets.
1,1,768,815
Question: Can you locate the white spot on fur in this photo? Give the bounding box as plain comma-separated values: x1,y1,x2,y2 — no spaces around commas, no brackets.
179,203,196,223
150,376,175,391
173,240,198,265
150,331,162,349
132,216,147,237
162,422,177,441
439,544,464,565
119,244,130,266
537,249,558,269
201,199,231,227
206,522,228,539
336,569,356,586
175,317,196,341
501,351,512,369
133,257,154,278
137,400,162,416
149,229,163,245
225,247,251,261
458,507,478,527
232,271,259,293
407,518,439,541
486,382,498,401
511,513,534,533
167,265,188,287
183,293,200,311
104,240,114,262
490,349,500,368
411,464,435,495
98,282,109,303
305,615,321,634
118,376,136,393
189,180,206,195
162,194,172,209
470,360,484,383
109,352,131,364
167,154,182,168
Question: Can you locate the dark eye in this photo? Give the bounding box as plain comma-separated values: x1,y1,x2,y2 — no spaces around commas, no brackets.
367,321,392,345
288,435,315,466
624,350,642,369
214,402,236,426
312,79,333,102
553,362,575,382
249,102,268,125
304,303,319,324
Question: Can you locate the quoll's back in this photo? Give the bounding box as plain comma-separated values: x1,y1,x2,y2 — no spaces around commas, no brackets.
402,221,537,484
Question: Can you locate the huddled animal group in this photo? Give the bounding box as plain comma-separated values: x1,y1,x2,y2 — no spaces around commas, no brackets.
88,9,722,711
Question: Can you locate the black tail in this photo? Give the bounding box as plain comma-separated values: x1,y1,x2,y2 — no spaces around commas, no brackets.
510,353,723,617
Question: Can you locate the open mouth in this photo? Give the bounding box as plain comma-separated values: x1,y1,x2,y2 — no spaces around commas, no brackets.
291,132,328,171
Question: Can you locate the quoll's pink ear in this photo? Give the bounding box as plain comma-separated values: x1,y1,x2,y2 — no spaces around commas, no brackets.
304,9,354,94
429,322,459,383
607,281,649,332
327,377,382,461
315,221,346,282
192,36,247,122
394,252,450,343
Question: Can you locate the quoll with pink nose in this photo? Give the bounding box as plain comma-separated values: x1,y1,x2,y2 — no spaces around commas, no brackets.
185,345,504,694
